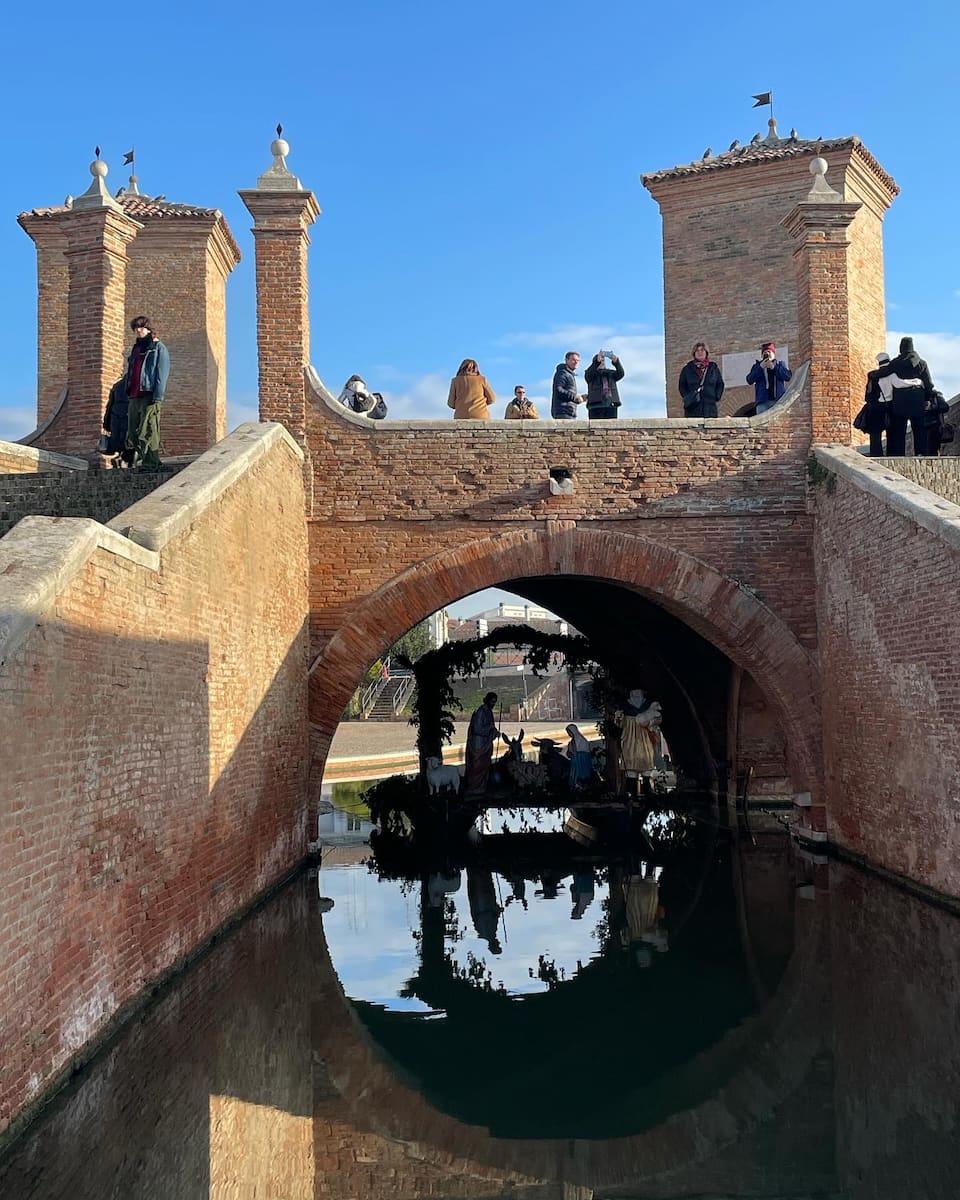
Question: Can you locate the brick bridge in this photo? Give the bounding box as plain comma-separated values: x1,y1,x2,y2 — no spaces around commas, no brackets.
3,133,960,1150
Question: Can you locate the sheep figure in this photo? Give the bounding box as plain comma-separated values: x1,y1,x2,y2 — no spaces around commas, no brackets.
425,755,462,795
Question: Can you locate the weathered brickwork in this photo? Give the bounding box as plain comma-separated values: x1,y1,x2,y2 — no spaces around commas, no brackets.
0,425,309,1134
0,443,84,476
643,141,896,420
812,447,960,895
16,215,69,424
51,207,141,454
0,465,184,538
17,197,240,457
876,455,960,506
303,384,823,816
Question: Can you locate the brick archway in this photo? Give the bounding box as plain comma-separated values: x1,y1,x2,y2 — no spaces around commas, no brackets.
309,526,821,797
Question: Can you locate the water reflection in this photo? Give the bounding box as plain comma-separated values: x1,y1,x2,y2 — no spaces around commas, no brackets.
2,816,960,1197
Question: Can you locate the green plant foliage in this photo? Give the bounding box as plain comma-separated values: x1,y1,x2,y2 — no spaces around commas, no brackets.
398,624,611,762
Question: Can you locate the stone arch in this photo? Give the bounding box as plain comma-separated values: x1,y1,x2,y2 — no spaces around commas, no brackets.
309,526,821,797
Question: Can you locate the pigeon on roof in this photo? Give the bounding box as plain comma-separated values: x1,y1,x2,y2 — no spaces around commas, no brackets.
750,132,761,144
702,147,712,158
789,128,799,141
728,139,740,151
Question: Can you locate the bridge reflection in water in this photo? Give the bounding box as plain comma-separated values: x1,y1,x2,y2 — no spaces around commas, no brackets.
1,797,959,1200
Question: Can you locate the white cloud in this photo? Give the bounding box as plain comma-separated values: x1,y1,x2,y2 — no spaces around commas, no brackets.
226,391,260,430
379,371,450,420
0,403,38,443
888,331,960,401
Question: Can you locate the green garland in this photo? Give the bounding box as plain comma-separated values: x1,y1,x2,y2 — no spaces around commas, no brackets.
398,624,602,763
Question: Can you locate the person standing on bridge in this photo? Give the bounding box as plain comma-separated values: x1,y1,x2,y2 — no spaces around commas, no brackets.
504,386,540,419
124,316,170,469
877,336,936,456
679,341,724,418
447,358,496,419
584,351,625,419
551,351,585,419
747,342,791,415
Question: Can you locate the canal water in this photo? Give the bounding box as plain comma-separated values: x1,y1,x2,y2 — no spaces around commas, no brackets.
2,794,960,1199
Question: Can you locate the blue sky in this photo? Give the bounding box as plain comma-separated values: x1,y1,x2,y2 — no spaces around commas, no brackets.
1,0,958,444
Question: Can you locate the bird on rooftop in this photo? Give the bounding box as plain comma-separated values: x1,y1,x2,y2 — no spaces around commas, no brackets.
789,128,799,141
702,147,712,158
728,139,740,152
750,132,761,144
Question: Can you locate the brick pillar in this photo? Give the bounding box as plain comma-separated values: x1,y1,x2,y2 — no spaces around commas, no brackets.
17,214,69,427
782,157,861,445
58,207,141,452
126,214,240,455
238,132,320,448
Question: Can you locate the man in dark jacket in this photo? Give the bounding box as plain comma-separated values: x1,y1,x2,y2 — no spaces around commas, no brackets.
124,315,171,469
877,336,934,456
551,351,584,419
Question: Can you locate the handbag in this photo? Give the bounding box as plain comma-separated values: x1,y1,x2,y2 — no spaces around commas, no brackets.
941,422,955,444
853,404,869,432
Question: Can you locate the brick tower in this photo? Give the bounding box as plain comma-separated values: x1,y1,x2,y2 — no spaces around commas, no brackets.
18,152,240,458
642,121,899,418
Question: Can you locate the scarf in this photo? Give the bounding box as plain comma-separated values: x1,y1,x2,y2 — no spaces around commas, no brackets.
127,335,154,398
695,357,709,381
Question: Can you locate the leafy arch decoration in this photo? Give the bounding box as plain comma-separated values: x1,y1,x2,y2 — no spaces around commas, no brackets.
402,624,622,763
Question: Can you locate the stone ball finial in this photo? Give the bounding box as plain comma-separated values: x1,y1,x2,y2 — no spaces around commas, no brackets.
810,154,828,181
255,123,303,191
90,153,109,179
270,122,290,161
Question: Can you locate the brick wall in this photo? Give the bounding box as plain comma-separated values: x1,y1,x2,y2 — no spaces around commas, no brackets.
876,456,960,506
18,201,239,456
0,466,184,539
303,378,823,816
0,423,310,1134
644,143,894,419
0,441,85,476
812,447,960,895
17,215,69,426
126,216,239,454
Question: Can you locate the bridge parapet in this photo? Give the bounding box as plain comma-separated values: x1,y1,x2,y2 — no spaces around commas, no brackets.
304,361,812,523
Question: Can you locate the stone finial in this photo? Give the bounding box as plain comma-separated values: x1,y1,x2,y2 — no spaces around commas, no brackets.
807,149,842,202
255,123,303,191
73,146,123,212
765,117,780,143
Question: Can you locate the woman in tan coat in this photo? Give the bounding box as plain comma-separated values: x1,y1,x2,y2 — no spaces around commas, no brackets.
447,358,496,419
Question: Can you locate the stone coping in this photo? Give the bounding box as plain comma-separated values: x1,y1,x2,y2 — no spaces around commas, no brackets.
0,516,158,668
305,360,809,433
108,422,303,552
814,445,960,550
0,423,302,667
0,436,87,471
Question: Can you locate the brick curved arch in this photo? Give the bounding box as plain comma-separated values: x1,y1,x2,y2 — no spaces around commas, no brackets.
309,526,821,796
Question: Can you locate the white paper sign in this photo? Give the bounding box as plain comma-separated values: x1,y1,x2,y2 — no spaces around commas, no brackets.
721,346,789,386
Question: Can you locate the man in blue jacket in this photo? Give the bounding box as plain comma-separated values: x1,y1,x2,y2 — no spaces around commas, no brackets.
124,315,171,469
551,351,585,419
747,342,791,415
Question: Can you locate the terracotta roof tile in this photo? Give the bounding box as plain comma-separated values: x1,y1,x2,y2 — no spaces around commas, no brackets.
642,135,899,197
